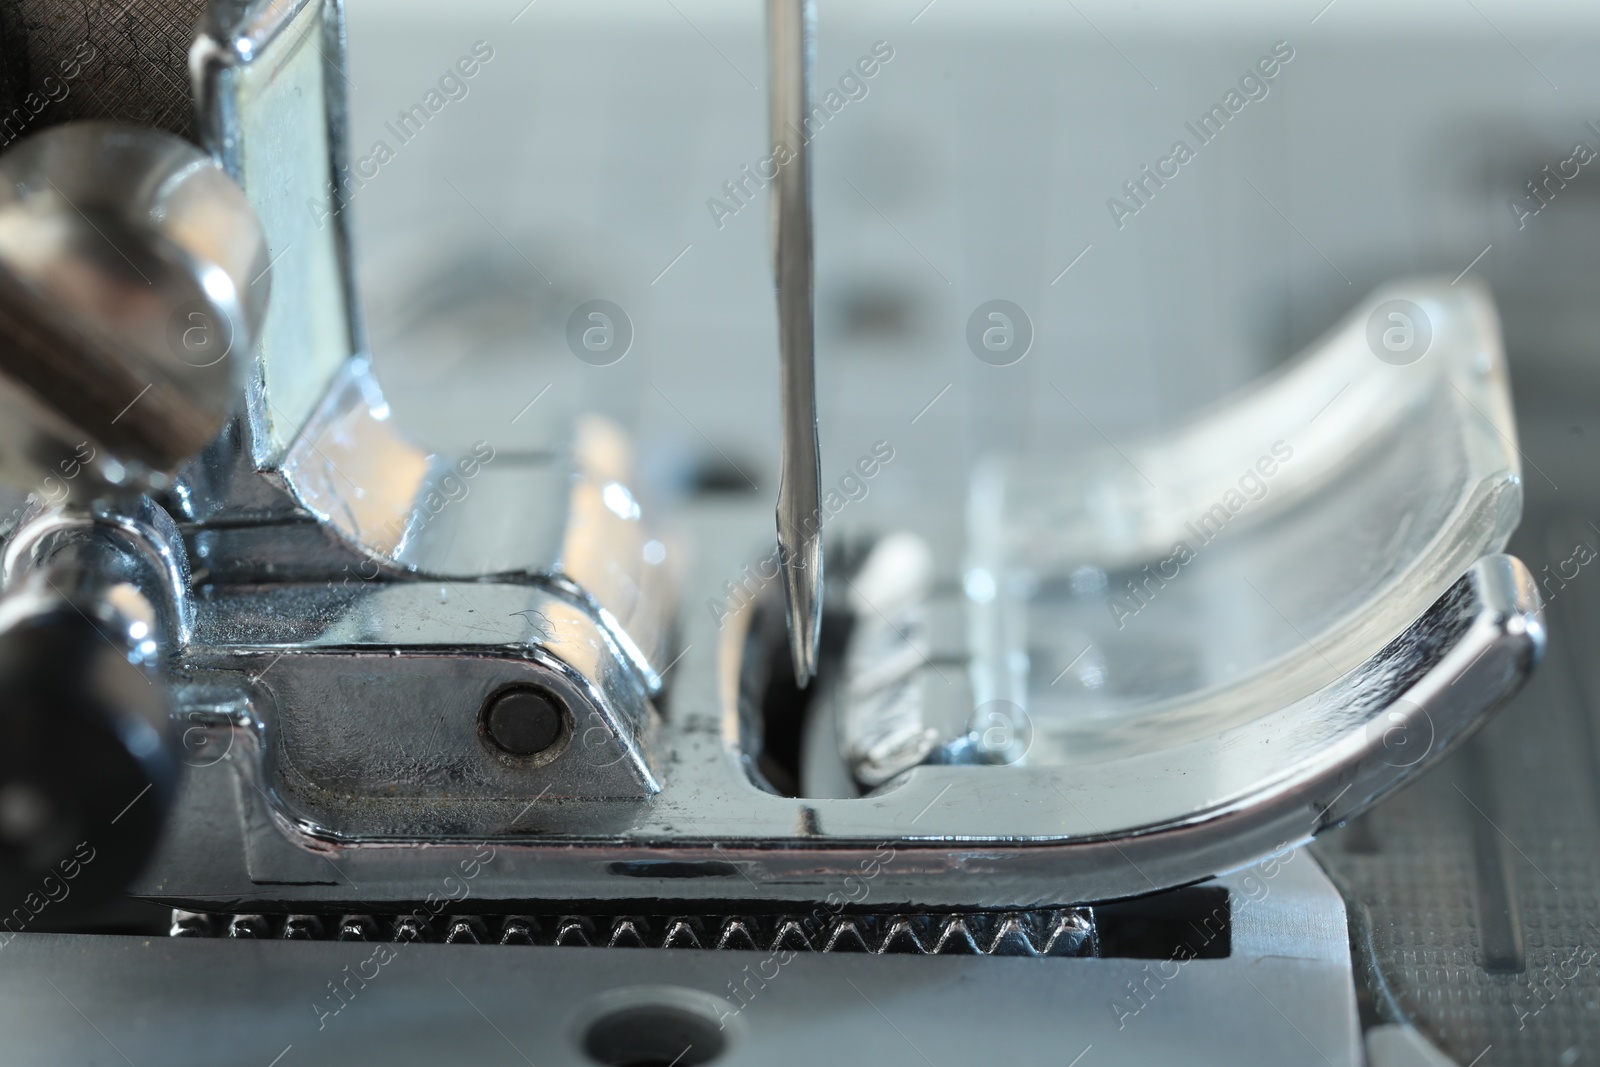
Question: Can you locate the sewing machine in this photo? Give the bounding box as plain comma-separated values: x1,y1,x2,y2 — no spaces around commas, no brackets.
0,2,1595,1064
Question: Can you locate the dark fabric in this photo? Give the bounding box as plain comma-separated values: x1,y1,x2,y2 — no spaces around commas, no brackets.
0,0,205,148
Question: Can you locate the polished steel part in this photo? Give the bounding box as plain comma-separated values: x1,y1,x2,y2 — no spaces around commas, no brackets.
769,0,823,686
2,494,194,651
0,122,267,497
131,527,1537,909
0,501,189,907
0,0,672,901
0,0,1538,928
191,0,363,459
178,0,676,683
827,531,958,787
179,0,675,817
0,118,265,907
186,581,665,825
170,906,1097,956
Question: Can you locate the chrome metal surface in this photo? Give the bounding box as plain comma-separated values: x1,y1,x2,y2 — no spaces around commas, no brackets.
828,531,968,788
0,122,268,497
0,0,1531,924
185,579,665,825
769,0,823,686
0,0,1539,948
3,495,194,652
190,0,363,461
176,0,677,709
271,382,675,687
0,501,186,907
3,5,1593,1062
71,1,686,844
130,514,1539,909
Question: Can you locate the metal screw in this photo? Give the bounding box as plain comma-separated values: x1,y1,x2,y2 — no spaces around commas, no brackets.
483,686,565,756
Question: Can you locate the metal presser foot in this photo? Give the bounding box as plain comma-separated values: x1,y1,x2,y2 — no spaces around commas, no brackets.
0,2,1545,1065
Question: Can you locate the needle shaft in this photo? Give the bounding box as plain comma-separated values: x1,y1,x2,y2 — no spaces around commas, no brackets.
769,0,822,685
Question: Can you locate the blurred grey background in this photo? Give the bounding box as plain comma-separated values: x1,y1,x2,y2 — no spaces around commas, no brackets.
341,0,1600,517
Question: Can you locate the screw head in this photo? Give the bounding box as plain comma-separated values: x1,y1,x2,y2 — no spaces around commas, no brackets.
483,686,566,757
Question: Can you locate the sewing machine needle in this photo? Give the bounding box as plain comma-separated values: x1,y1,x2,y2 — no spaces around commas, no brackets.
770,0,822,686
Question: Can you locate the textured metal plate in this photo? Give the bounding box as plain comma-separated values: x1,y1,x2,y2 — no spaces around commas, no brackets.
1313,368,1600,1067
0,855,1360,1066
